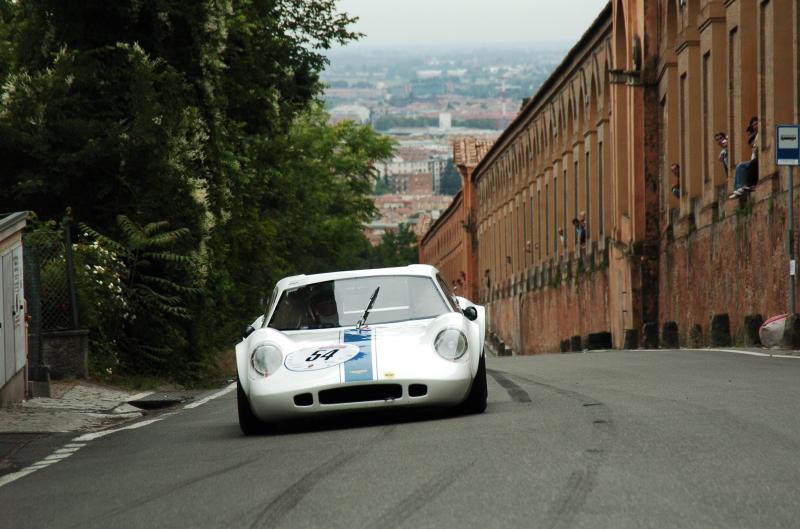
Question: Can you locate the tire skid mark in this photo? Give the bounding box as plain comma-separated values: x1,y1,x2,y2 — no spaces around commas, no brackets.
360,460,475,529
68,456,260,529
487,369,532,403
491,369,615,529
248,425,396,529
248,451,358,529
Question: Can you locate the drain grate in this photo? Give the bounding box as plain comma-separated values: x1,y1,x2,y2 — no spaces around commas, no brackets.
127,393,187,410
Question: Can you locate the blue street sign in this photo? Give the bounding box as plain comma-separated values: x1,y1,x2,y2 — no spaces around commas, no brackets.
776,125,800,166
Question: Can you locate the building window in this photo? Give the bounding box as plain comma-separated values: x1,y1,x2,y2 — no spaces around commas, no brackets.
562,168,567,248
584,150,590,242
545,182,550,257
553,176,558,254
680,72,688,195
702,51,710,183
573,159,579,228
598,140,604,238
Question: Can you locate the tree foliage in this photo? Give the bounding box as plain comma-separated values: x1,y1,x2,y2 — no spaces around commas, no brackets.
0,0,392,379
368,224,419,268
79,216,200,373
439,159,462,195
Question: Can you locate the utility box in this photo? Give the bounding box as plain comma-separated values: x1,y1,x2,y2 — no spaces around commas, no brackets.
0,212,28,407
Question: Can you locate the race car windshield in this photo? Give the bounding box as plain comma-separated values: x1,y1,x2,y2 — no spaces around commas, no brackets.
268,275,452,331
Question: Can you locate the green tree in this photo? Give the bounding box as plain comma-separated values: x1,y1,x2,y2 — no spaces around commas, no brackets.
374,174,392,195
369,224,419,268
0,0,385,377
439,159,462,195
199,105,393,342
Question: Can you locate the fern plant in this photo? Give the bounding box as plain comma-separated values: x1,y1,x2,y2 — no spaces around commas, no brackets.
80,215,200,372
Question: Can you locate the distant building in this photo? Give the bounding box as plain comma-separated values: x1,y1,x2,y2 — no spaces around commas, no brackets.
439,113,452,130
366,194,455,246
388,172,433,195
416,70,442,79
328,104,371,124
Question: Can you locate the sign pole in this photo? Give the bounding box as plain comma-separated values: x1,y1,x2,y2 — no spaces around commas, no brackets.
790,164,796,315
777,124,800,316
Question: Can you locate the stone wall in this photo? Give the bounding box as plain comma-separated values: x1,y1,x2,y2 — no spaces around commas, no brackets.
41,330,89,379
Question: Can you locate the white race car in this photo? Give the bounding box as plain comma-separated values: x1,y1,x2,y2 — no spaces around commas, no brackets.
235,264,487,434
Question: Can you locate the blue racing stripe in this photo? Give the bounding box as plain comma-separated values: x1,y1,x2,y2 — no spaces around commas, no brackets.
343,329,373,382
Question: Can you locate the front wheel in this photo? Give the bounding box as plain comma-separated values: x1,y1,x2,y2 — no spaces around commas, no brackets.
237,377,266,435
459,355,487,414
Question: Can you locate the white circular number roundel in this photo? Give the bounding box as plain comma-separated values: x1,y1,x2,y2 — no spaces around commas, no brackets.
284,344,360,372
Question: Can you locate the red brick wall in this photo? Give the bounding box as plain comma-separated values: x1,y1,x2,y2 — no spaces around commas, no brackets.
486,259,611,354
659,177,797,344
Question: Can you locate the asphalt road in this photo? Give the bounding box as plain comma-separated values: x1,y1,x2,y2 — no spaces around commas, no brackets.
2,349,800,529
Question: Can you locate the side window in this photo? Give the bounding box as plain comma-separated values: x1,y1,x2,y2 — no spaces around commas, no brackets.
435,275,458,312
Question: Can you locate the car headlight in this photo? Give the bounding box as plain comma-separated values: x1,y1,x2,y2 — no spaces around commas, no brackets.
251,344,283,377
434,329,468,361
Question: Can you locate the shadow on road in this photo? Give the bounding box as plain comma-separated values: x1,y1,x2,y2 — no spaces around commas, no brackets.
238,407,475,437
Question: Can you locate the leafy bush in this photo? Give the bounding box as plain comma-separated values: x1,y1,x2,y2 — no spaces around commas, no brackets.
80,216,200,377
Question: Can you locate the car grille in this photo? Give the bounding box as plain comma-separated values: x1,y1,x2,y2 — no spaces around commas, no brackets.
408,384,427,397
318,384,403,405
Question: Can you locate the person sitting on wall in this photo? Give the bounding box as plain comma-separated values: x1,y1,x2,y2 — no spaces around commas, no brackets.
730,117,759,198
670,163,681,198
572,218,587,247
715,132,729,175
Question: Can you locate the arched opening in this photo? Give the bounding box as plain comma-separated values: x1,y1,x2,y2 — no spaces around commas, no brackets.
613,0,630,220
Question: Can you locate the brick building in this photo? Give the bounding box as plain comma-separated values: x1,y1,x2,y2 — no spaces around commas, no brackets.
419,138,493,301
419,0,800,353
388,172,433,195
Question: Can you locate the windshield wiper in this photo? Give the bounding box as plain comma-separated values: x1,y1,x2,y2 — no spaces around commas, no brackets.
356,287,380,332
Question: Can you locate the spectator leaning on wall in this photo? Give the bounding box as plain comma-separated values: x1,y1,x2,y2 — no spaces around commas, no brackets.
670,163,681,198
715,132,728,174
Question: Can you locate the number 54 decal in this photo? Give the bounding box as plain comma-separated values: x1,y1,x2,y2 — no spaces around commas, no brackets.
284,344,360,372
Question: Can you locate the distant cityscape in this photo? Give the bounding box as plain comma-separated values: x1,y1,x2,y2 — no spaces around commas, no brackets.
322,44,570,245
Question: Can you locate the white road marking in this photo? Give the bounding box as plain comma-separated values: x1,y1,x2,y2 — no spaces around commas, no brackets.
53,447,82,454
707,348,800,359
42,453,74,461
0,383,235,490
0,468,38,487
637,348,800,359
183,383,236,409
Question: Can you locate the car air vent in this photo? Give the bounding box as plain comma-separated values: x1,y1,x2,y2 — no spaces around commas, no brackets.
293,393,313,406
408,384,427,397
319,384,402,405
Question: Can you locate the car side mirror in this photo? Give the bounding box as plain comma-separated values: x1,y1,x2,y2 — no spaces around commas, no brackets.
242,325,255,340
463,306,478,321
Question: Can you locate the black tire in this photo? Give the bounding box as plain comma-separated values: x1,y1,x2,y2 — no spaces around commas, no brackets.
459,355,488,414
237,377,265,435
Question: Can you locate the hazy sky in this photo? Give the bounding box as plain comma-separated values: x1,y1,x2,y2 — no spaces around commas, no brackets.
336,0,609,46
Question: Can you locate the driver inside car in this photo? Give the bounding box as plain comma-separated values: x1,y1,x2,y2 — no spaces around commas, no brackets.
309,292,339,328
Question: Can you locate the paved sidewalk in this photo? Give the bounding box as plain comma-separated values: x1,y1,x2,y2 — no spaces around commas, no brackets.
0,381,148,433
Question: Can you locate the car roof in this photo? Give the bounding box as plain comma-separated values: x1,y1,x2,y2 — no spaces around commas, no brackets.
276,264,439,291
